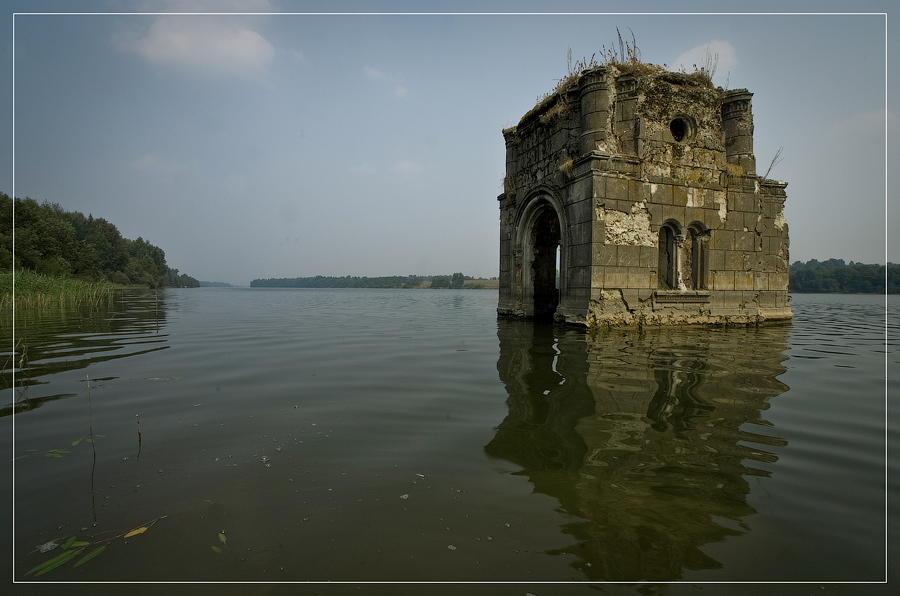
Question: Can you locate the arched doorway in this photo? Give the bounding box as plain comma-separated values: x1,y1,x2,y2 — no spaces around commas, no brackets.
530,204,561,319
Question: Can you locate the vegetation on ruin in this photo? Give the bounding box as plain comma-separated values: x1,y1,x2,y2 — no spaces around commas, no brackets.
762,147,785,180
789,259,899,294
0,192,199,304
515,29,720,139
558,155,576,178
535,29,642,107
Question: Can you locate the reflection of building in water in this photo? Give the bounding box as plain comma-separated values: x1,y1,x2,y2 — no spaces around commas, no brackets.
486,320,789,581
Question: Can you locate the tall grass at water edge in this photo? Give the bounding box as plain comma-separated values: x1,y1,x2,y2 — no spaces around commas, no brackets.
0,270,121,312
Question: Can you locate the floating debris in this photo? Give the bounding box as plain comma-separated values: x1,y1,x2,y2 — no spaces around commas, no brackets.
36,541,58,553
399,494,409,500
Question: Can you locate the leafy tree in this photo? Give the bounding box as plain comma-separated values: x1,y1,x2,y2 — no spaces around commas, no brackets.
430,276,451,288
0,191,197,289
789,259,895,293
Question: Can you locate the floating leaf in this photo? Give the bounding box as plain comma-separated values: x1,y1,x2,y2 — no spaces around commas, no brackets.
73,545,106,568
218,533,227,544
70,541,91,548
71,438,82,446
26,548,80,577
211,546,223,553
45,453,62,458
124,526,147,538
61,536,77,550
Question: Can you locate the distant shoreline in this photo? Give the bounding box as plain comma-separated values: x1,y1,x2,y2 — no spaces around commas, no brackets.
249,275,499,290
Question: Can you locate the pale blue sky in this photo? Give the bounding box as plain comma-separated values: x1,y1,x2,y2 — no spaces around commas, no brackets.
2,1,895,286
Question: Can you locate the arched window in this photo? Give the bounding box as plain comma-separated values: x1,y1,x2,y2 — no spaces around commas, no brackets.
687,224,710,290
658,223,683,290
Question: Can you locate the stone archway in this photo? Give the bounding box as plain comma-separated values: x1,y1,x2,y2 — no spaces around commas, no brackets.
499,193,568,321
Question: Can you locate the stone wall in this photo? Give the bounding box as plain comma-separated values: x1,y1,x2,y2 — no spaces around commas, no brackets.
498,63,791,327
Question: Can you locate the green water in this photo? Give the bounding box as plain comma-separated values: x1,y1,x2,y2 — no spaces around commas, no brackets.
2,289,895,594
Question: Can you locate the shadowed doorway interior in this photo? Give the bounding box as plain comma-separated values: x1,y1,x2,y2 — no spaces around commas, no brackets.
531,205,561,320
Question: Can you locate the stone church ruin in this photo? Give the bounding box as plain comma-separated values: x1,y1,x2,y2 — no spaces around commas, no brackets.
497,59,791,326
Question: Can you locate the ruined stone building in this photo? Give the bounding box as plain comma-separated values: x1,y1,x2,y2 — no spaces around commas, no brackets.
497,62,791,326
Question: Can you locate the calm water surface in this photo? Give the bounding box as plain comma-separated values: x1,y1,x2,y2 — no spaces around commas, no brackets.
2,289,895,594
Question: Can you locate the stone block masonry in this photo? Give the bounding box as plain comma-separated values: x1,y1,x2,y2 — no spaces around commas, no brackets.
497,62,791,326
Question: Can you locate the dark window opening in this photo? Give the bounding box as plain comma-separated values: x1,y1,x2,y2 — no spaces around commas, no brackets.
689,227,709,290
670,118,689,142
658,225,677,289
531,206,561,320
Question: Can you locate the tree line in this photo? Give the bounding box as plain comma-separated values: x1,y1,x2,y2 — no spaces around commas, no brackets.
251,273,469,289
789,259,899,294
429,273,466,288
251,275,425,288
1,193,198,288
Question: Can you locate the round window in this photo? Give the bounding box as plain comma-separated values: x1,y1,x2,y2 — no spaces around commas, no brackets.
669,117,692,142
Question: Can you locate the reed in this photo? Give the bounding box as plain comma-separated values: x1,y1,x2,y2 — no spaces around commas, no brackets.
0,270,120,311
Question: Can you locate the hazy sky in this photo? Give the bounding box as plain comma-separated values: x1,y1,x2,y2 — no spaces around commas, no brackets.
2,1,895,286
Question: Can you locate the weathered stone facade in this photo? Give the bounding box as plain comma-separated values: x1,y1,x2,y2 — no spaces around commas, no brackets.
497,63,791,326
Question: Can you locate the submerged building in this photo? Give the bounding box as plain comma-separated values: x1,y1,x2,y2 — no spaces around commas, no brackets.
497,62,791,326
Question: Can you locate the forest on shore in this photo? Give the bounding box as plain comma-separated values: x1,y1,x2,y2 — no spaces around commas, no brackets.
254,262,897,293
2,192,894,295
789,259,898,294
250,273,470,289
1,193,198,289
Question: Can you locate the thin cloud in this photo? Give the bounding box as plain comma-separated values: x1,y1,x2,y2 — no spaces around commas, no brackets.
352,163,377,174
825,109,892,139
153,0,274,11
129,153,189,174
391,160,421,175
118,16,275,78
845,109,893,132
673,40,736,83
365,66,408,99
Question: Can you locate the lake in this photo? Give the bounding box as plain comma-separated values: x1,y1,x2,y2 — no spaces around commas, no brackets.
2,289,896,595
